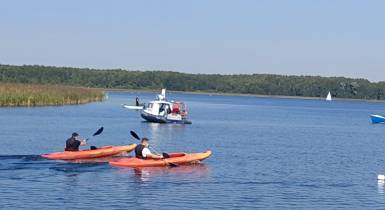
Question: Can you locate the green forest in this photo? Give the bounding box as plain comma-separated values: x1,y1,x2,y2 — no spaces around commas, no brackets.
1,64,385,100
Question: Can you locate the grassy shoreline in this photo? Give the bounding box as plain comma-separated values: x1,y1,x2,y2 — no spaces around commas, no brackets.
0,83,104,107
2,64,385,100
1,81,381,107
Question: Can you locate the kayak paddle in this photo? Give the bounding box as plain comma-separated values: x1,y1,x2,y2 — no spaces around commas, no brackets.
130,130,140,140
93,127,104,136
86,127,104,142
129,130,178,167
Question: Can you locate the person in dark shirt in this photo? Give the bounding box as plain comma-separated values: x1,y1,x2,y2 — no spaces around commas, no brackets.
65,132,86,151
134,138,163,159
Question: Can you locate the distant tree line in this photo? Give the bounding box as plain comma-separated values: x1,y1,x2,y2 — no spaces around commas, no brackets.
1,64,385,100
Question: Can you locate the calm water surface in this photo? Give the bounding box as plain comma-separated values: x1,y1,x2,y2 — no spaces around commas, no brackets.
1,91,385,209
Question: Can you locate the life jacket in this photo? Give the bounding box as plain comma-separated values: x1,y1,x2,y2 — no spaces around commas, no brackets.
172,103,180,114
134,144,146,159
65,137,81,151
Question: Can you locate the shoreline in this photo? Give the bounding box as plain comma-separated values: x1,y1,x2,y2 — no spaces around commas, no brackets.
103,88,385,103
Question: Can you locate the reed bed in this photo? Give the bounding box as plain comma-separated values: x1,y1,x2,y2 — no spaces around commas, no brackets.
0,83,105,107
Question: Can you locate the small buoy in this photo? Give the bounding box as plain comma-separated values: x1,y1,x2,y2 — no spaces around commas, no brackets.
378,174,385,180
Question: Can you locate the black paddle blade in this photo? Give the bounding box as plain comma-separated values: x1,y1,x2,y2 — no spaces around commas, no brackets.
93,127,104,136
167,161,178,167
162,153,178,167
130,131,140,140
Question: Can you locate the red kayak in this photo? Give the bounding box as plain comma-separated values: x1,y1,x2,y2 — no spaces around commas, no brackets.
109,150,212,168
41,144,137,160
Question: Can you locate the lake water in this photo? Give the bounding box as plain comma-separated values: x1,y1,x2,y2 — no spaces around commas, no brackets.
1,91,385,209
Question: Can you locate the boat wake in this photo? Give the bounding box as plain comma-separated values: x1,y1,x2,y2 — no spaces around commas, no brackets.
0,155,107,174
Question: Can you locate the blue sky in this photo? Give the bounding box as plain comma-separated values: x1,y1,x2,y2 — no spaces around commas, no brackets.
1,0,384,81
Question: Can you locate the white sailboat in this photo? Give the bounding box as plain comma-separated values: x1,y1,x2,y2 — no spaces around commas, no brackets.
326,91,332,101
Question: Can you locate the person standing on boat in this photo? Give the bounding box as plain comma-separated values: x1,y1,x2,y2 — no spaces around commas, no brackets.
135,96,140,106
134,137,163,159
65,132,87,151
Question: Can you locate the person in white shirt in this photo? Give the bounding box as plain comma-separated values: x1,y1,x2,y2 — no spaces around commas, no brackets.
134,137,163,159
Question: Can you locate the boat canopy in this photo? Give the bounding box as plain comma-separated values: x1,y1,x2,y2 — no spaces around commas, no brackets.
145,101,172,116
144,100,188,117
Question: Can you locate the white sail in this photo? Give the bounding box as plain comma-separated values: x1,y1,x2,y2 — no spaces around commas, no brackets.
326,91,332,101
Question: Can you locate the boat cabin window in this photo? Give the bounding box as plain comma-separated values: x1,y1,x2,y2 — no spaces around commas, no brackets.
147,103,153,109
159,103,171,115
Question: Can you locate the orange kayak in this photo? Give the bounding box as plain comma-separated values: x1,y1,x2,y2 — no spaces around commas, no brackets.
41,144,137,160
109,150,212,168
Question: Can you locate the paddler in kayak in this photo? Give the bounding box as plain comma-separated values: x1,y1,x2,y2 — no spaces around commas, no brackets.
65,132,87,151
134,137,163,159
